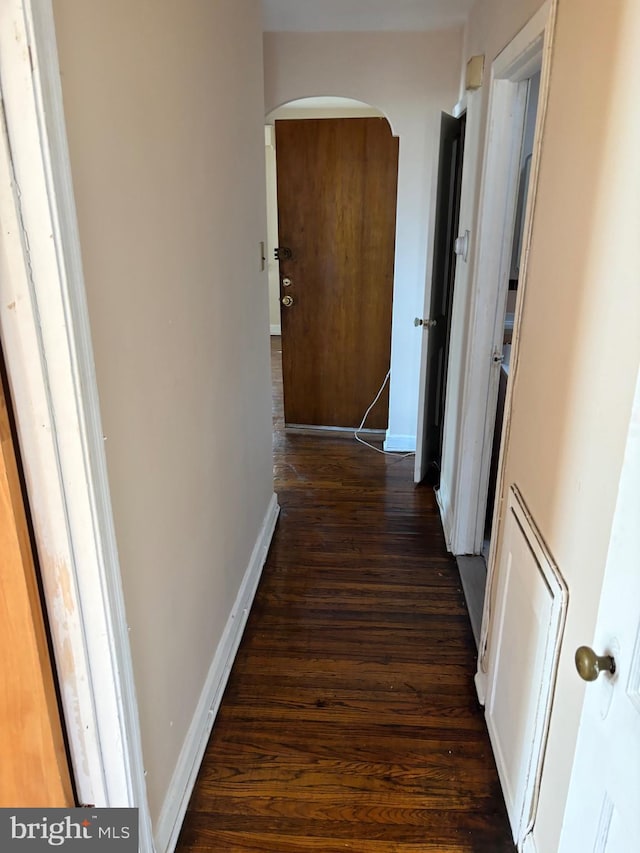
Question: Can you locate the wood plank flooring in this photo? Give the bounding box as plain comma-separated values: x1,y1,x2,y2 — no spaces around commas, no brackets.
176,338,514,852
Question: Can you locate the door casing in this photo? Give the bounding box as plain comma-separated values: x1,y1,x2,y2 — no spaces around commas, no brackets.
438,1,556,558
0,1,153,847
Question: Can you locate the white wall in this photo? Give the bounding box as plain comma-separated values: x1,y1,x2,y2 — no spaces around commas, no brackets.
462,0,640,849
264,30,462,448
52,0,274,828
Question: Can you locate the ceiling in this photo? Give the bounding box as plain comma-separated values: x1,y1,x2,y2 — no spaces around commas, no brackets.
261,0,474,32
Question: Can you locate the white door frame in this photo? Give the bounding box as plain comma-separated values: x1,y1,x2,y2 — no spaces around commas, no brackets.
444,0,556,556
0,2,153,848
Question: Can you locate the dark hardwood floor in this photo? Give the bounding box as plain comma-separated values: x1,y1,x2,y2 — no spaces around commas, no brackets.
176,337,514,852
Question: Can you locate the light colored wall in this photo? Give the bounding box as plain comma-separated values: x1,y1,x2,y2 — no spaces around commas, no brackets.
52,0,274,825
504,1,640,847
466,0,640,848
461,0,543,241
439,0,543,537
264,30,462,447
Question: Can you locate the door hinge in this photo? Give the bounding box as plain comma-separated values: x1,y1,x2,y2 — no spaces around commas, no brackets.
492,348,505,365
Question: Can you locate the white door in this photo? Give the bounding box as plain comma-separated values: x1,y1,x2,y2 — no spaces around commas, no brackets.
559,368,640,852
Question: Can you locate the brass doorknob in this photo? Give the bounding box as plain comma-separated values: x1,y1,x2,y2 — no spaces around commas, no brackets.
574,645,616,682
281,294,294,308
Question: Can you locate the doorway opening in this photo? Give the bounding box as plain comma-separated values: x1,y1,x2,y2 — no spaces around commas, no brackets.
416,110,466,486
482,69,541,560
264,97,399,445
458,65,544,647
450,8,552,651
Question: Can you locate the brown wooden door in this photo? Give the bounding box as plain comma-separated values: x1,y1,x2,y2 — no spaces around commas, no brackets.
0,360,74,807
275,118,398,430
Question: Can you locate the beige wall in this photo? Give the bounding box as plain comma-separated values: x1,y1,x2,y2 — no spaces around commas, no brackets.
465,0,640,848
439,0,544,524
52,0,274,825
264,30,462,447
461,0,543,238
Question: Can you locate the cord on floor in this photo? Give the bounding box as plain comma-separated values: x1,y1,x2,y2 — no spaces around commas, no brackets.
354,371,415,459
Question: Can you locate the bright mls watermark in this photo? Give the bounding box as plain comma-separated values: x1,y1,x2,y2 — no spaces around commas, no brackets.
0,809,138,851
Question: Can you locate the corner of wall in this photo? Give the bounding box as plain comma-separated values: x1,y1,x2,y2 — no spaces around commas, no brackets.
154,493,279,853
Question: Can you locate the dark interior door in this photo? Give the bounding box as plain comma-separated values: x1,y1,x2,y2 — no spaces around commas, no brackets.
275,118,398,430
420,112,466,483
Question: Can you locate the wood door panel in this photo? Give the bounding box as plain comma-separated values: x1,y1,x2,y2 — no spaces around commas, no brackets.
275,118,398,429
0,365,73,807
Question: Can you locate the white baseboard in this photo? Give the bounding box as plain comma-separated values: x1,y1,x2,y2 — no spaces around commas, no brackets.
270,324,281,335
383,433,415,453
154,493,280,853
435,482,453,552
474,669,487,706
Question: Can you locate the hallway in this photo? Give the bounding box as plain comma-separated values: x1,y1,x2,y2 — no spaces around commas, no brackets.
176,338,514,852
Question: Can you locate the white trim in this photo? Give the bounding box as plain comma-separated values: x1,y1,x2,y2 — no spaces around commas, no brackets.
474,670,487,706
452,94,467,118
446,0,555,555
384,433,416,453
270,324,282,335
451,75,528,552
479,1,558,674
494,2,552,80
435,86,481,522
155,495,279,853
484,486,568,849
435,482,453,551
0,2,154,848
522,832,538,853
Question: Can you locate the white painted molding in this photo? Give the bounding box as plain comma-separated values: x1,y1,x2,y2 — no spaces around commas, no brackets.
384,433,416,453
0,2,155,849
494,2,552,80
435,482,453,552
155,494,280,853
449,76,528,555
270,324,282,335
447,0,556,559
522,831,538,853
474,670,487,706
478,0,558,676
452,94,468,117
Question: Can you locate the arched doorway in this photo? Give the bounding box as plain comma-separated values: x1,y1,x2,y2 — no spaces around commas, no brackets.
265,97,399,437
